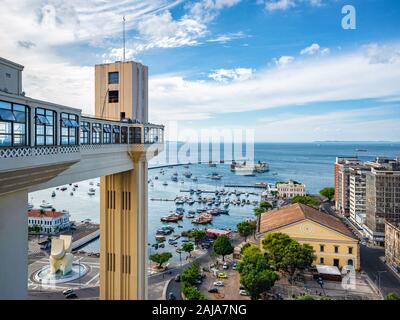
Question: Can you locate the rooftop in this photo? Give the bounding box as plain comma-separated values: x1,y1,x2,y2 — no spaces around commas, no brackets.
28,210,67,219
258,203,356,239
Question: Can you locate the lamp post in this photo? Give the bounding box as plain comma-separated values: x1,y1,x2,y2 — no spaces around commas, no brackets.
376,270,387,297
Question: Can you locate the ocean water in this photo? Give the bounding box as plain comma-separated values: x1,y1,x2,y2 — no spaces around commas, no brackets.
29,142,400,262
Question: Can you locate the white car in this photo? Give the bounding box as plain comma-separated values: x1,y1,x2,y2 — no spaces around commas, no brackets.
239,289,249,296
213,281,224,287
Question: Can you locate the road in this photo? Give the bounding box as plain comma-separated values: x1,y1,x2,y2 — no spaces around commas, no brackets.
360,244,400,297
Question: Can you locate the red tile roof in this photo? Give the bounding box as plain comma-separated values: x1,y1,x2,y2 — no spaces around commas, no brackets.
28,210,65,218
259,203,356,239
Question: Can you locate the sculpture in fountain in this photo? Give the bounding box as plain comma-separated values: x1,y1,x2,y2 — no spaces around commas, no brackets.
49,235,73,275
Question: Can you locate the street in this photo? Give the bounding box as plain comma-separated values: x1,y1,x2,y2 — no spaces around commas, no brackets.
360,244,400,297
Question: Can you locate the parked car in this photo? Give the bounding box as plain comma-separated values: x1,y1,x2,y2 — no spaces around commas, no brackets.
223,262,229,269
168,292,176,300
239,284,245,290
174,274,181,282
213,281,224,287
194,279,202,285
217,272,228,279
208,288,219,293
62,289,74,295
232,263,237,270
65,292,78,299
239,290,249,296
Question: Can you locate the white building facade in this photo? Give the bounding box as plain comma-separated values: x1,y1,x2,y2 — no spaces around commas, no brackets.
277,180,306,198
28,210,70,234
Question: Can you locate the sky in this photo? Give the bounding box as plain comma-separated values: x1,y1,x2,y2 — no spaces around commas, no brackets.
0,0,400,142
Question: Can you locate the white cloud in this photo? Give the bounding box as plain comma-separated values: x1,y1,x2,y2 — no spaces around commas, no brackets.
273,55,295,66
364,43,400,64
207,32,247,44
148,43,400,123
262,0,323,12
300,43,330,56
186,0,242,23
208,68,254,82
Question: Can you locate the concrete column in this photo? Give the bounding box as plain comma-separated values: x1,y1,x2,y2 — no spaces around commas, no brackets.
0,190,28,299
100,158,148,300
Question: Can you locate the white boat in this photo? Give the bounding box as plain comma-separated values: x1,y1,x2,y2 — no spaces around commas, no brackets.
28,203,34,210
40,200,52,209
88,188,96,195
89,181,94,186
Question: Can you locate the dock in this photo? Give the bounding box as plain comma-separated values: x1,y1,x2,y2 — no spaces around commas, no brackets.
224,184,267,189
149,158,249,170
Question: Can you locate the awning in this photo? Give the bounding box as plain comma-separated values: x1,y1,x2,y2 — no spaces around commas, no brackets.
61,119,73,127
69,119,79,127
35,114,50,125
93,126,101,132
0,109,16,122
80,124,90,132
113,127,120,134
103,127,111,133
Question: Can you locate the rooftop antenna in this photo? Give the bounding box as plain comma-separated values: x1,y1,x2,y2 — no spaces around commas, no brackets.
123,16,126,62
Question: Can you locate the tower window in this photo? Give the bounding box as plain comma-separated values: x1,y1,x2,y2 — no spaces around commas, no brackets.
109,90,119,103
108,72,119,84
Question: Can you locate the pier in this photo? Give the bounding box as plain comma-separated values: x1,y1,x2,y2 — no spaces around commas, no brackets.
224,184,267,189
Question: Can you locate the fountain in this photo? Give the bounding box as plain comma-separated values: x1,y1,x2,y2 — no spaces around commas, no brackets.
34,235,88,284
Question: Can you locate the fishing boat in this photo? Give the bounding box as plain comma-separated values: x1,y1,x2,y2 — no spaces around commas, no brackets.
183,171,192,178
51,191,56,198
254,161,269,173
155,235,166,242
160,214,183,222
40,200,53,209
192,213,213,225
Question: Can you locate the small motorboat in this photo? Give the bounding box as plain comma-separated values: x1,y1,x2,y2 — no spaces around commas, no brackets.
70,192,74,196
155,176,159,180
155,235,166,242
40,200,52,209
89,181,94,186
74,184,78,188
72,188,76,192
162,181,168,186
28,203,34,210
60,187,67,191
51,191,56,198
88,188,96,196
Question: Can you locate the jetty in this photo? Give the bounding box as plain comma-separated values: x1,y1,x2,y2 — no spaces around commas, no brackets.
224,184,267,189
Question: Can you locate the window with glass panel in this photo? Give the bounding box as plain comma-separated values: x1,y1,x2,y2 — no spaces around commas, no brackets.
80,121,90,144
35,107,55,146
0,101,29,147
109,90,119,103
129,127,142,144
92,123,102,144
108,72,119,84
103,124,111,144
60,113,79,145
150,128,158,143
121,126,128,144
112,126,120,143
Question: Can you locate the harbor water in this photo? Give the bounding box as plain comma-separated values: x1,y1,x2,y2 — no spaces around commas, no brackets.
29,142,400,263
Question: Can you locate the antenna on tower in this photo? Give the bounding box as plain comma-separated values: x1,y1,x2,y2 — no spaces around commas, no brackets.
123,16,126,62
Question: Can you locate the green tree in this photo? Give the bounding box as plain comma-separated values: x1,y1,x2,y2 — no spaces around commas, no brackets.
385,292,400,300
237,245,279,300
292,195,320,207
281,242,315,278
182,242,195,257
150,252,172,269
253,207,264,217
259,202,273,210
181,262,201,286
320,187,335,201
182,283,207,300
190,230,207,244
262,232,315,276
237,220,257,241
213,236,234,261
295,295,315,300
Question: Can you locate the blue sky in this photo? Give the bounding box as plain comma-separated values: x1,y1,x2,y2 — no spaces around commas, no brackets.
0,0,400,142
